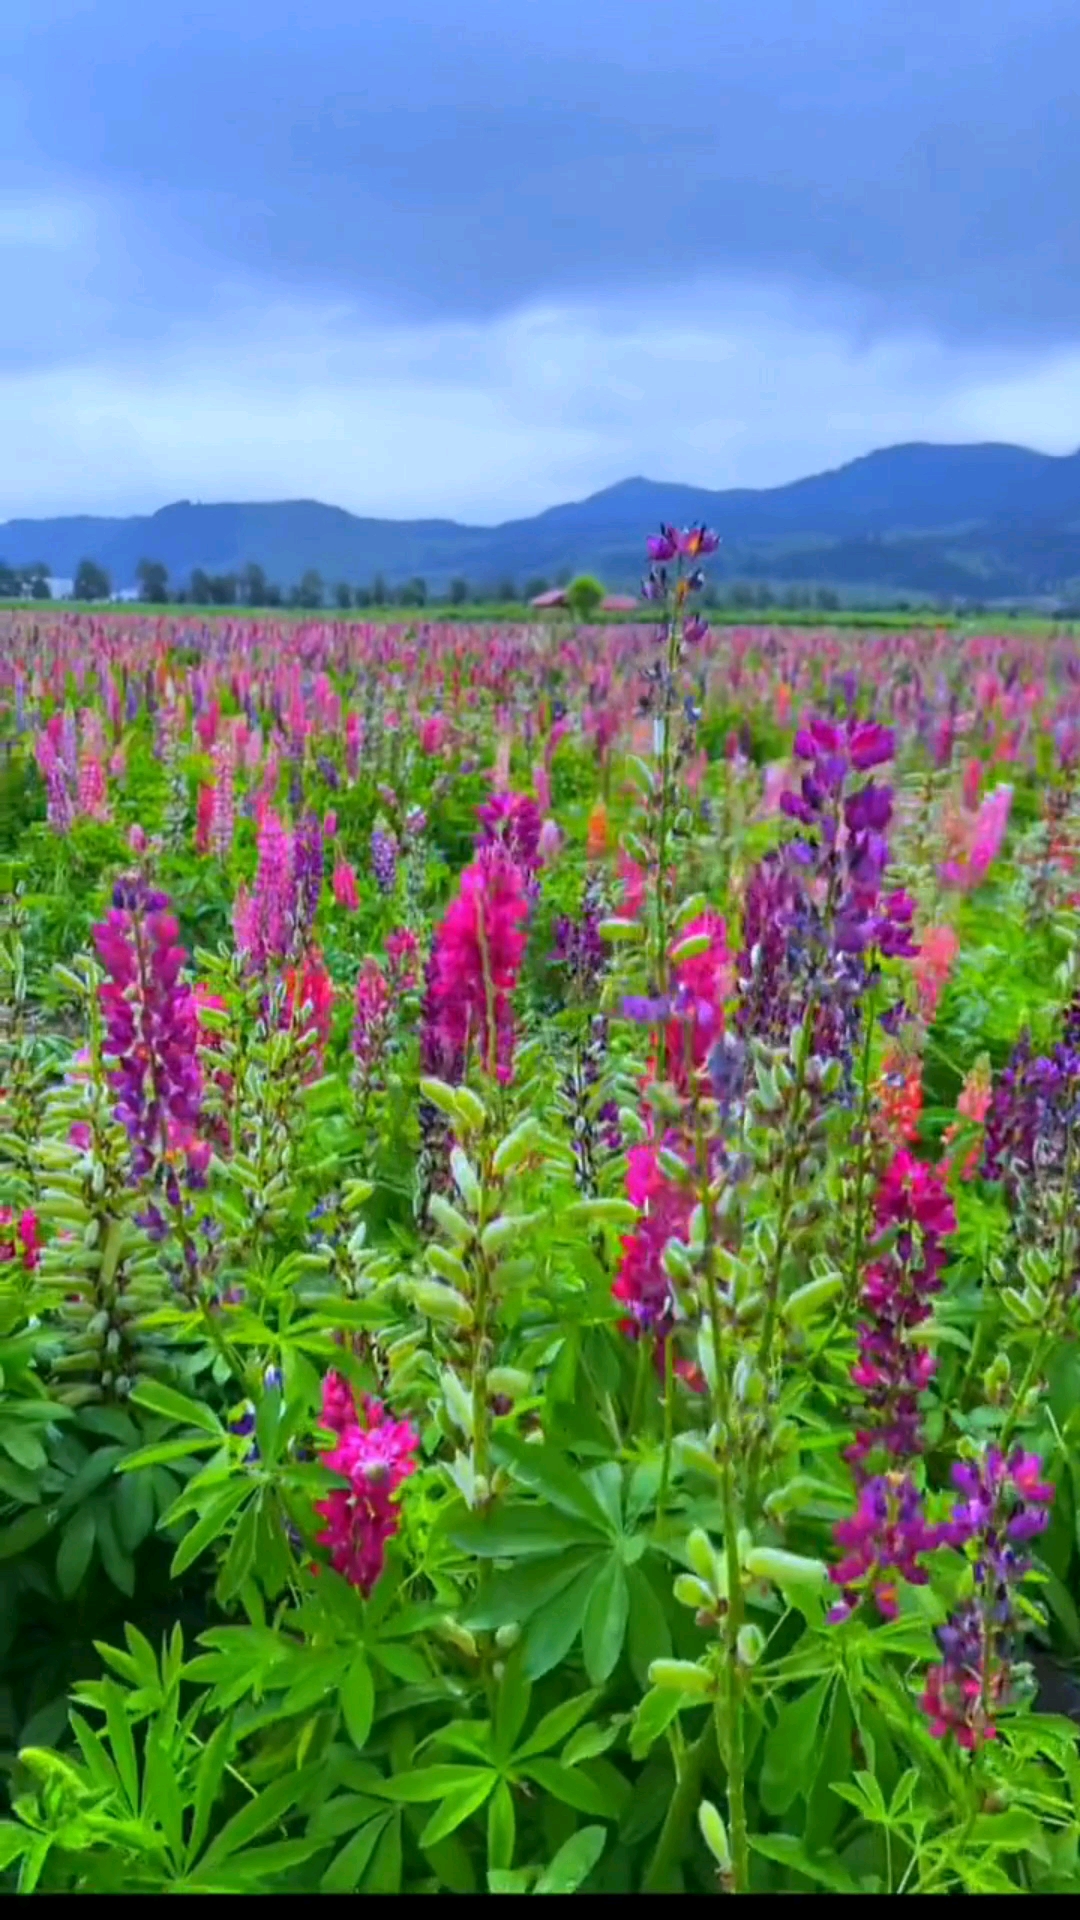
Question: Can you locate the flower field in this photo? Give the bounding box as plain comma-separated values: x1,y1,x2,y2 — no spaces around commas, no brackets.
3,532,1080,1894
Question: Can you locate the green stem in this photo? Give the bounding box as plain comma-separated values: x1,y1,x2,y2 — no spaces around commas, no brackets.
756,998,816,1376
642,1717,719,1893
844,987,879,1311
657,1335,675,1523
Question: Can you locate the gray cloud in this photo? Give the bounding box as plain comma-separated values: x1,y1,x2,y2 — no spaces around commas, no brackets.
5,1,1080,346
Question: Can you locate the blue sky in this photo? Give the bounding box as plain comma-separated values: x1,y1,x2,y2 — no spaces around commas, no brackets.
3,0,1079,521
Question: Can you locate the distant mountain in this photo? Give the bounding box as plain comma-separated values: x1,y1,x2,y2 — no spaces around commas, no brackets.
4,441,1080,601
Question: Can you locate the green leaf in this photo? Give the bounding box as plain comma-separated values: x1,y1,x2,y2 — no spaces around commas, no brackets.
805,1682,853,1851
377,1764,489,1804
56,1506,96,1597
119,1436,220,1472
487,1780,516,1873
448,1507,601,1561
520,1757,623,1819
749,1835,858,1893
0,1824,30,1872
517,1690,602,1761
419,1771,496,1847
196,1766,319,1874
625,1563,672,1687
340,1654,375,1753
494,1650,532,1762
759,1676,832,1818
581,1557,629,1684
0,1507,52,1561
101,1677,139,1813
171,1478,252,1577
321,1817,391,1893
463,1551,595,1630
629,1686,685,1761
364,1813,403,1892
493,1434,612,1531
187,1713,235,1865
522,1563,599,1680
535,1824,607,1894
129,1380,224,1437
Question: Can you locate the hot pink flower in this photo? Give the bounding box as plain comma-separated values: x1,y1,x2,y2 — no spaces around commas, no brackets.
314,1372,419,1595
332,858,360,910
423,852,528,1083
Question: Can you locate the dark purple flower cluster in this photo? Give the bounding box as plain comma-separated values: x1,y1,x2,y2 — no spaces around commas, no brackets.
551,876,608,1001
476,792,544,875
370,827,398,894
641,524,718,607
922,1448,1054,1749
92,877,208,1195
829,1152,956,1624
981,1030,1080,1201
736,714,915,1083
829,1472,945,1624
292,814,324,946
847,1151,956,1471
781,716,916,961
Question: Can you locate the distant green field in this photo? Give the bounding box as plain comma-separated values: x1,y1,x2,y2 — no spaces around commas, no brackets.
3,596,1076,634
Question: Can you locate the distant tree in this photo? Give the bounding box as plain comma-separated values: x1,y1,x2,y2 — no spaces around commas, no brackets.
74,558,112,602
189,568,213,606
370,573,388,607
28,569,52,601
294,570,324,610
729,580,754,608
0,562,18,598
208,574,237,606
448,576,469,605
814,585,840,611
524,576,549,602
241,562,268,607
136,558,170,603
334,581,353,609
754,584,772,609
397,576,428,608
565,575,605,623
554,566,572,588
353,585,372,608
264,581,282,607
496,576,517,604
700,583,720,610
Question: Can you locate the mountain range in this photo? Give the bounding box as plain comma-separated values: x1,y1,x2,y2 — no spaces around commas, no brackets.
4,441,1080,602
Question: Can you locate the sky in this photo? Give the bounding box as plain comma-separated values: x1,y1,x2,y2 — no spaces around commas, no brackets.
3,0,1079,524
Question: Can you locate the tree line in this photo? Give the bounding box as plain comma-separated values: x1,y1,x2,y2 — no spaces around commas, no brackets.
0,556,1008,619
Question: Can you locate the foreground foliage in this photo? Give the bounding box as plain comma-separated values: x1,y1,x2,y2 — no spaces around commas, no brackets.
3,571,1080,1894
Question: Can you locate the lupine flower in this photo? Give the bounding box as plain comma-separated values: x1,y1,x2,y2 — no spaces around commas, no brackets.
942,1056,993,1180
292,814,324,945
847,1152,955,1472
476,791,544,875
586,801,609,859
922,1447,1055,1749
612,1140,692,1340
911,924,960,1023
940,784,1014,891
664,912,731,1093
332,857,360,910
352,957,392,1085
92,877,209,1192
283,949,334,1080
234,808,294,970
874,1049,924,1148
422,851,529,1084
314,1371,419,1595
370,827,398,894
829,1472,945,1623
0,1208,41,1271
385,926,419,991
